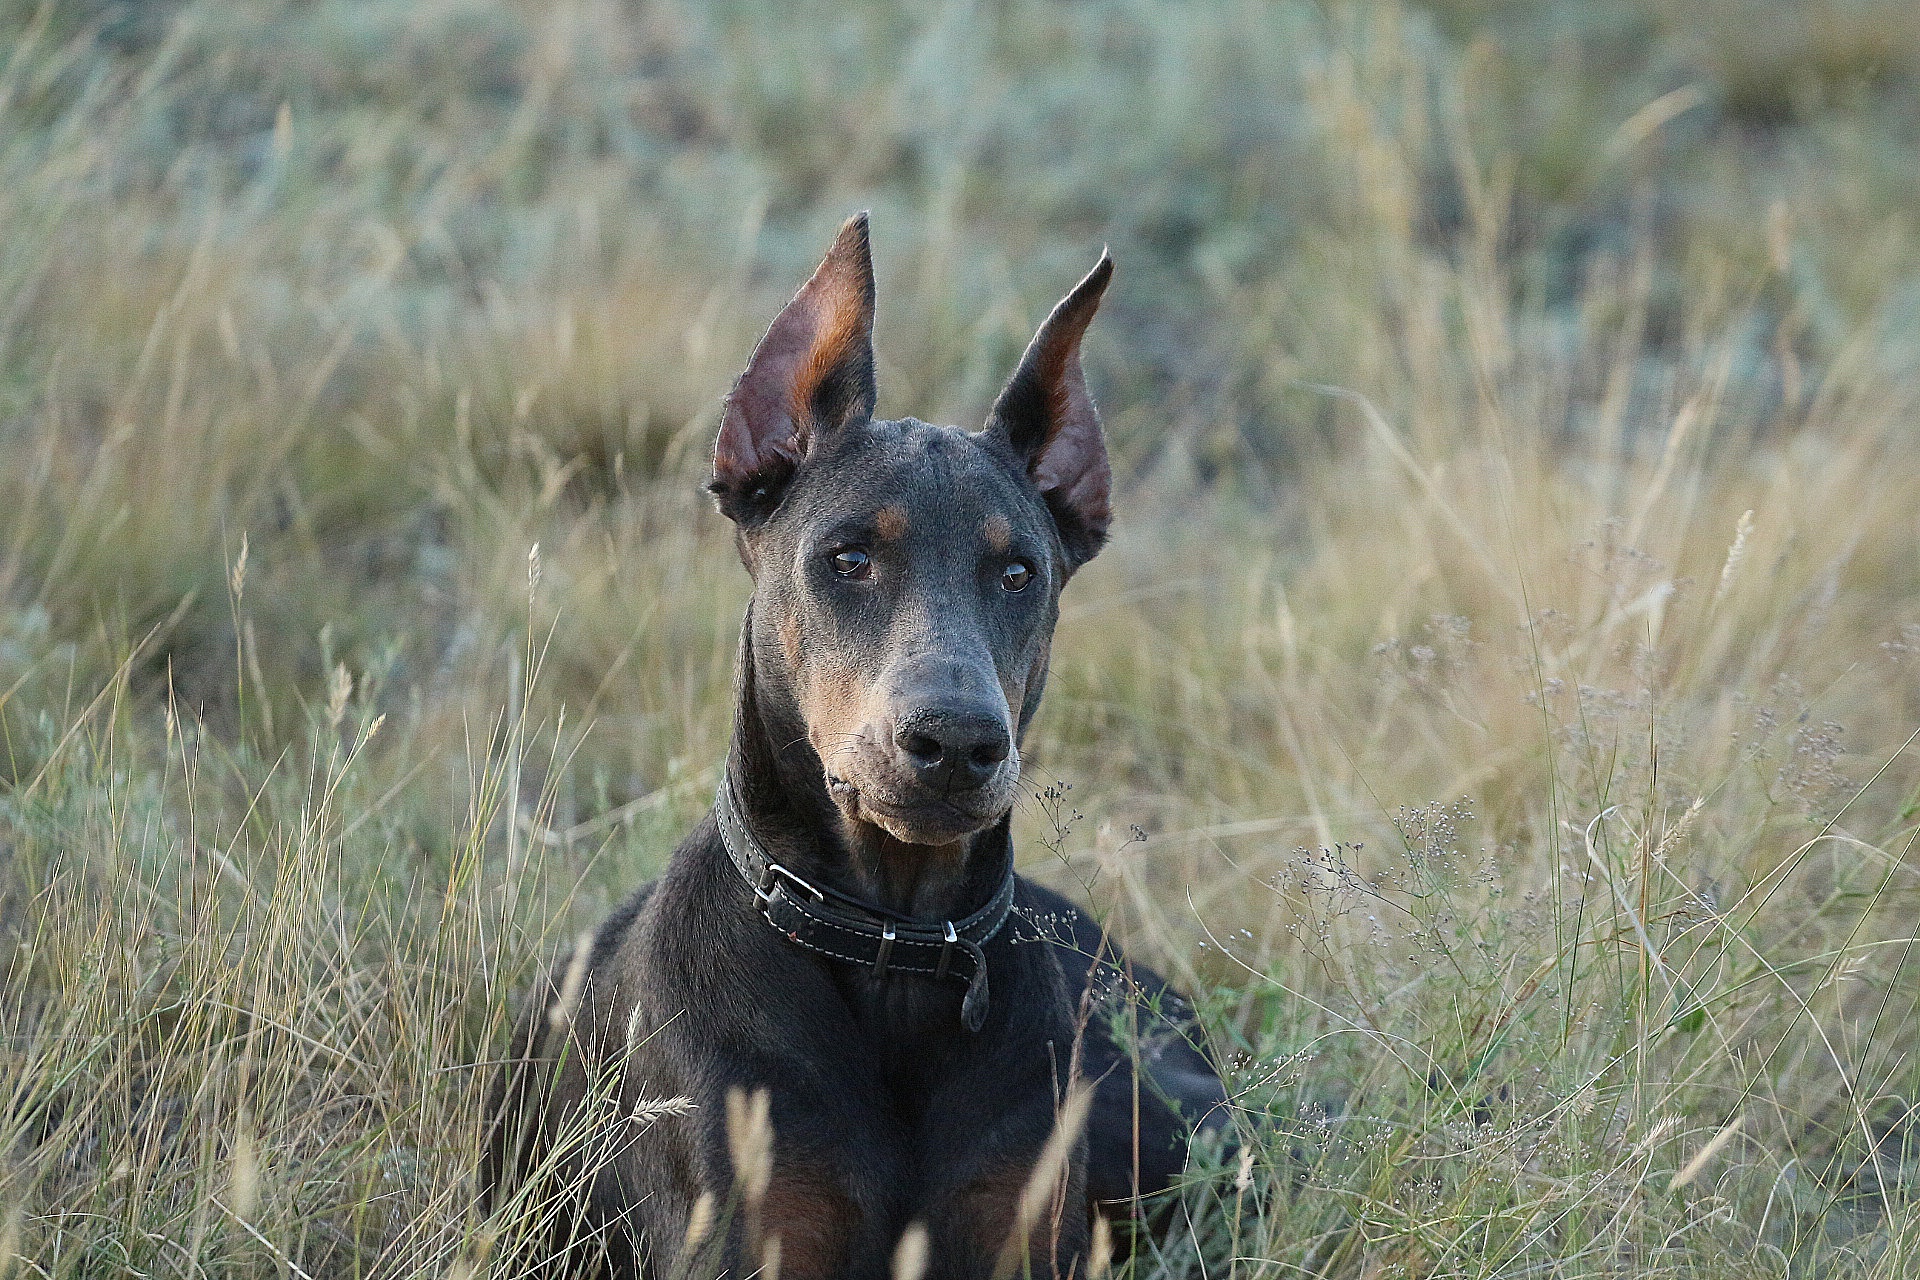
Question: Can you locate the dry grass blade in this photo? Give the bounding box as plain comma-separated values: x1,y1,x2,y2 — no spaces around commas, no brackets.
0,1205,19,1280
993,1086,1094,1279
727,1085,776,1264
1670,1116,1748,1192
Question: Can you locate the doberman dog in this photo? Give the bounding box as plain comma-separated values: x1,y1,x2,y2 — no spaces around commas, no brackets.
483,215,1229,1279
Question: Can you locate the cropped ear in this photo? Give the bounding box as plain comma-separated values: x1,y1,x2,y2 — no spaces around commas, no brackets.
710,213,877,525
984,252,1114,569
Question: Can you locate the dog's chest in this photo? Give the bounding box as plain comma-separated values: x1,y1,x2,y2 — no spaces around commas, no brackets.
833,970,972,1096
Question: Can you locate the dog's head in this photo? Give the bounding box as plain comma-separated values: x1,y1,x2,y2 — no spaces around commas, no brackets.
709,214,1112,847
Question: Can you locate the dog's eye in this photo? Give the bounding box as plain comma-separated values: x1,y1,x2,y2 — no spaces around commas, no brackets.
831,547,871,579
1001,560,1034,592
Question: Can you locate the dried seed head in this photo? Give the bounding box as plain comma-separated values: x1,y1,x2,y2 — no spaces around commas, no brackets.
683,1191,716,1251
725,1086,774,1204
1653,795,1704,867
1089,1215,1113,1278
1712,510,1754,608
1636,1113,1684,1154
327,662,353,731
547,931,596,1033
229,532,249,601
230,1115,260,1220
630,1095,698,1128
1669,1116,1746,1192
624,999,646,1057
999,1087,1092,1274
892,1223,929,1280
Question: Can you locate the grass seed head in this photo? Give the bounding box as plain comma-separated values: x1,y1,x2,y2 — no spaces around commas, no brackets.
892,1222,929,1280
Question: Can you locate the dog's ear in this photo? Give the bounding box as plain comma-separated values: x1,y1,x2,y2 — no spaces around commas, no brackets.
985,253,1114,570
710,213,877,525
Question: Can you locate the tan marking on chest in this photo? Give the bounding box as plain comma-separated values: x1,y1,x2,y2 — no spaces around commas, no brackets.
759,1172,860,1279
952,1162,1038,1254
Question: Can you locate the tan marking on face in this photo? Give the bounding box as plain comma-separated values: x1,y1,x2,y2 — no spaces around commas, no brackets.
982,513,1012,553
1005,650,1047,727
778,611,804,669
875,504,909,541
802,660,873,770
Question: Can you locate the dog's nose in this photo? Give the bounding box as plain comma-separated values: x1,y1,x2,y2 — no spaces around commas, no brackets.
893,709,1012,792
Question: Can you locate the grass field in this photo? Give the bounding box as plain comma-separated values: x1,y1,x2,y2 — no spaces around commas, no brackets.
2,0,1918,1274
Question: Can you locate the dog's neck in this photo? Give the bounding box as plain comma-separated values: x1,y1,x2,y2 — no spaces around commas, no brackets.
724,613,1012,922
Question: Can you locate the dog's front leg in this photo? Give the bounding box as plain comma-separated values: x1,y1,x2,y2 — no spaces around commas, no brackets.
911,1096,1092,1280
682,1077,907,1280
734,1160,866,1280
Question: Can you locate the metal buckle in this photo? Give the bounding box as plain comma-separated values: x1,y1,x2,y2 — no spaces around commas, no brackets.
755,862,823,908
935,920,958,979
872,923,896,979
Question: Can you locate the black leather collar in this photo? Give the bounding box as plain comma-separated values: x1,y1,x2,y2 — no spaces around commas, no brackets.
713,771,1015,1032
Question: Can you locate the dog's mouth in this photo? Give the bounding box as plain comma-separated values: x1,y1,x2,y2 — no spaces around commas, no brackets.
825,767,1016,845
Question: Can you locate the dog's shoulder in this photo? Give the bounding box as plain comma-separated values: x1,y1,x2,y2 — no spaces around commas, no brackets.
588,813,842,1032
587,876,658,974
586,812,729,971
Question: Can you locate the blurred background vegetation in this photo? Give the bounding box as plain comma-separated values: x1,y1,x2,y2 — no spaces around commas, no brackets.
1,0,1917,1274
